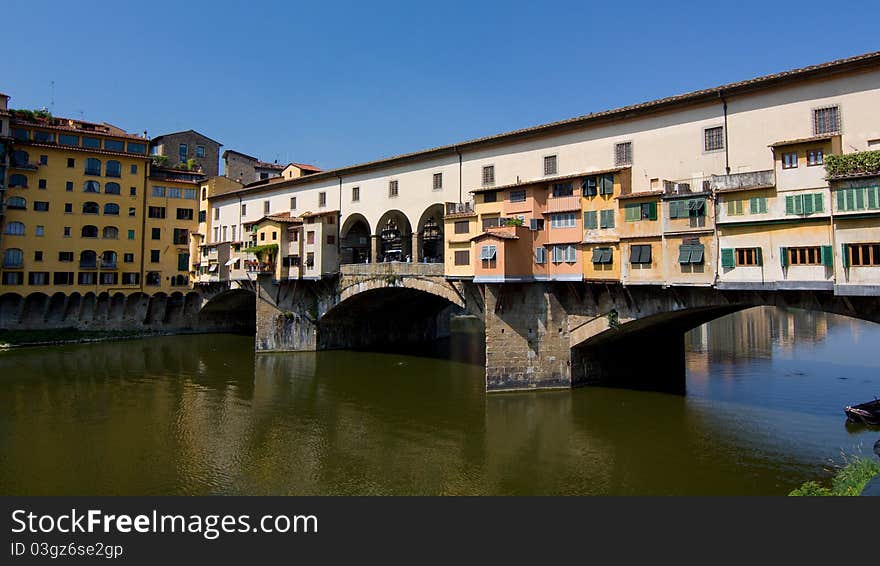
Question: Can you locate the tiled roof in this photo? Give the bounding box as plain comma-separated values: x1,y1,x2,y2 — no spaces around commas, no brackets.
769,134,835,147
827,171,880,181
470,167,627,194
616,189,665,200
19,141,152,160
221,50,880,198
256,161,285,170
290,162,322,172
299,209,340,218
10,116,148,140
471,227,520,241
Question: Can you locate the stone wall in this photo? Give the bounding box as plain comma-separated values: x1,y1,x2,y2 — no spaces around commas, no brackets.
151,132,220,177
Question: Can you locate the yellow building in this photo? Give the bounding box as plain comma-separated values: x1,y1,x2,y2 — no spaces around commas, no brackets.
582,168,630,281
144,166,203,291
1,112,150,293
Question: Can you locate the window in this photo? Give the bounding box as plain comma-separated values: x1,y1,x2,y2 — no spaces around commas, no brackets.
6,197,26,210
179,144,188,163
807,149,824,166
124,253,135,263
668,198,706,219
84,180,100,193
529,218,545,231
59,252,74,262
319,192,327,207
704,126,724,151
290,197,297,209
152,186,166,198
433,173,443,191
482,191,497,203
34,251,43,262
67,158,75,168
582,176,598,197
307,231,315,245
196,146,205,158
241,204,248,216
130,186,137,196
122,273,140,285
260,231,265,241
128,230,135,241
152,227,162,240
624,202,657,222
482,165,495,187
813,106,840,135
131,164,138,174
749,197,768,214
260,173,269,180
85,158,102,176
28,272,49,285
551,245,576,263
99,273,118,285
146,272,161,286
306,252,315,268
389,180,399,198
551,182,573,197
39,155,48,165
591,247,613,264
785,193,824,215
327,235,335,245
105,182,121,195
630,244,652,265
79,250,97,268
66,182,74,192
2,272,23,285
722,247,762,267
2,248,23,268
678,244,705,264
168,187,182,199
12,128,28,141
264,200,270,214
127,142,146,155
272,231,277,241
614,142,632,166
61,136,78,148
544,155,557,176
198,210,206,222
5,222,25,235
550,212,576,228
454,250,470,265
845,243,880,267
81,225,98,238
454,220,469,234
9,174,28,188
35,179,46,191
836,186,880,212
599,209,615,229
105,160,121,177
129,207,137,217
148,206,166,219
104,140,123,152
64,227,71,237
535,247,546,264
102,226,119,239
11,150,30,167
231,226,236,241
566,244,577,262
35,225,44,237
213,208,220,220
479,245,497,261
172,228,188,245
584,211,597,229
781,246,828,267
178,253,189,271
150,250,160,263
177,208,194,220
53,272,74,285
352,186,360,201
726,199,745,216
782,152,798,169
33,130,53,143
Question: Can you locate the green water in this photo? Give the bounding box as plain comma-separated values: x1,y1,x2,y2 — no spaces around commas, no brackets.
1,307,878,495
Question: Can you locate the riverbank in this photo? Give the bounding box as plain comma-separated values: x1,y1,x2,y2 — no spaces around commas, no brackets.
0,328,203,349
789,456,880,496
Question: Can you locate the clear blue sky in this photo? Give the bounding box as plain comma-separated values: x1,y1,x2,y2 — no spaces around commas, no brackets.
5,0,880,170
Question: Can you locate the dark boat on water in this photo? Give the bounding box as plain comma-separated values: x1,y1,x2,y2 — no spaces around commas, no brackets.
844,399,880,426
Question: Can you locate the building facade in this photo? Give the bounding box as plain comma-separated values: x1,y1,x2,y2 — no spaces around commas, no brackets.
150,130,221,177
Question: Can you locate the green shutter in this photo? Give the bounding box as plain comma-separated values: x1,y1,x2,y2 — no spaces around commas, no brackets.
178,253,189,271
625,204,639,222
785,195,795,215
841,244,850,268
669,201,681,219
591,248,602,263
803,194,814,215
749,197,759,214
678,245,692,264
584,211,597,229
821,245,833,267
813,193,824,213
690,245,704,264
721,248,735,268
780,247,788,268
600,209,615,229
755,247,763,266
836,189,846,212
856,188,866,210
647,201,657,221
868,186,879,210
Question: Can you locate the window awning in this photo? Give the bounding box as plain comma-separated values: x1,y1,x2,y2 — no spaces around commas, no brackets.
224,258,237,267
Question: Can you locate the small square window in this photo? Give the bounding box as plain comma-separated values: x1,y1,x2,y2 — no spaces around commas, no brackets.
38,179,47,189
352,186,360,201
152,227,161,240
131,164,138,174
614,142,632,166
782,152,798,169
35,251,43,261
39,155,48,165
63,227,71,237
389,180,399,198
67,158,75,168
433,173,443,190
704,126,724,151
807,149,824,166
66,181,73,191
543,155,557,176
482,166,495,186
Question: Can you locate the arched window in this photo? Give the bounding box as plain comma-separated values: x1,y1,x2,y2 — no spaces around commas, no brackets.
6,196,26,210
102,226,119,239
104,182,121,195
8,174,28,188
2,248,23,268
80,250,97,268
81,225,99,238
84,180,100,193
4,222,25,235
103,203,120,215
101,251,117,268
146,272,161,286
105,160,122,178
85,158,101,176
82,201,100,214
11,150,29,167
173,274,188,286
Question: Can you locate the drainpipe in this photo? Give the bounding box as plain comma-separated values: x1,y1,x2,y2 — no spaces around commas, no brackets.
720,91,731,175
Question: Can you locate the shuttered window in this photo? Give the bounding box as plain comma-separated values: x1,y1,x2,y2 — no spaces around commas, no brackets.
535,247,546,264
591,247,613,264
630,244,652,264
678,244,705,264
836,186,880,212
785,193,824,215
583,211,598,229
479,245,497,261
599,209,615,229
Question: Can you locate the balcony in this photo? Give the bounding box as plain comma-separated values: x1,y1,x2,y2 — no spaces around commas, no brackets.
707,170,775,192
79,261,97,269
101,261,118,270
2,259,23,269
446,202,475,216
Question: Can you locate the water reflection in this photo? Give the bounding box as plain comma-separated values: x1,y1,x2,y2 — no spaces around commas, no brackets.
0,307,878,495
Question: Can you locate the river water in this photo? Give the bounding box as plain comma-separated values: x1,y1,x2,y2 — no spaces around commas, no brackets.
1,307,878,495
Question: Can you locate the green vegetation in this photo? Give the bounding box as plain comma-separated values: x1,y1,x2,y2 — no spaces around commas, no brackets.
12,108,52,122
0,328,162,348
243,244,278,256
789,456,880,496
151,155,170,167
825,150,880,178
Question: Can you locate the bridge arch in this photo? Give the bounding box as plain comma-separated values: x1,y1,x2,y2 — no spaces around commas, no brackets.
198,288,256,332
340,213,372,264
374,209,414,263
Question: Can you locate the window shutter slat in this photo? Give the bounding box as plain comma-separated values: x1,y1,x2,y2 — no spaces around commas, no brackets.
721,248,735,268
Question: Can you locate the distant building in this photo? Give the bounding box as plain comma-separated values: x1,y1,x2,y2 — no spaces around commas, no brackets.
223,149,320,184
150,130,221,177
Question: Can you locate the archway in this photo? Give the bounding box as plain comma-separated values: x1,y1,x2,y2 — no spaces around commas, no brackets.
198,289,256,333
416,204,445,264
340,214,372,265
375,210,413,263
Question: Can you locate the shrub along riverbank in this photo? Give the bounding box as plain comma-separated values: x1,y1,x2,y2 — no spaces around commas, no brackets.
0,328,170,348
789,456,880,496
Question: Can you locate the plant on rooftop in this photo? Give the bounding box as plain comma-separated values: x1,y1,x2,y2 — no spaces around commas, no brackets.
243,244,278,257
12,108,52,122
824,150,880,178
151,155,169,167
